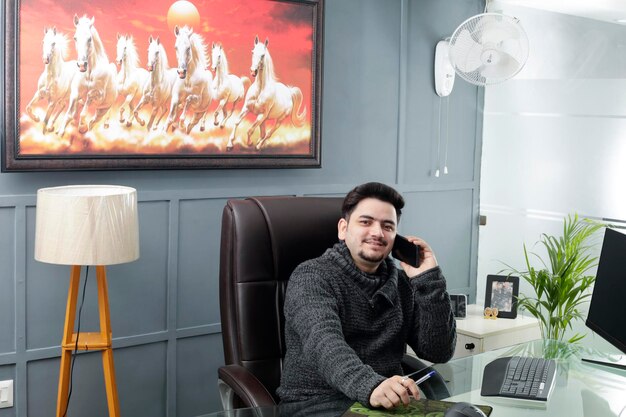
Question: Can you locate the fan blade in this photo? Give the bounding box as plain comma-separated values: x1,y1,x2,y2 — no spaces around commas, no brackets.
482,25,519,45
479,51,520,79
477,15,521,44
498,37,529,62
480,23,520,45
451,29,483,73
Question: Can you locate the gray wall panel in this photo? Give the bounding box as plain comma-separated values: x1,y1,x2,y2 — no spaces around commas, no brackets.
319,0,401,185
176,334,223,417
177,199,225,329
109,201,169,337
402,190,474,292
25,206,67,351
27,355,108,417
0,208,15,354
116,343,167,417
26,345,167,417
404,0,484,184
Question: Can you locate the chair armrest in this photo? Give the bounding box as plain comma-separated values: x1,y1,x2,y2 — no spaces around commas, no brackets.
218,364,277,409
401,354,450,400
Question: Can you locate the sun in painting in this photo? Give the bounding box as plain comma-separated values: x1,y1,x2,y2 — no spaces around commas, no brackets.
166,0,201,31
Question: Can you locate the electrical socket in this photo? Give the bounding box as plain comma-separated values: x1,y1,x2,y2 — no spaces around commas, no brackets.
0,380,13,408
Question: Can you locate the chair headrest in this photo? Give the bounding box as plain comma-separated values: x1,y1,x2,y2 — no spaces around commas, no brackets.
248,196,342,281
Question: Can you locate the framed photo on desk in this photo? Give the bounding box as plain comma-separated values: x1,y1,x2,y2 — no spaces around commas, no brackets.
485,275,519,319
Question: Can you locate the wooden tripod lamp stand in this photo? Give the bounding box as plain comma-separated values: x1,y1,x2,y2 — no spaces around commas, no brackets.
35,185,140,417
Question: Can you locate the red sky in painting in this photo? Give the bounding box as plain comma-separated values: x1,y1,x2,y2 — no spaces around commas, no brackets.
18,0,315,114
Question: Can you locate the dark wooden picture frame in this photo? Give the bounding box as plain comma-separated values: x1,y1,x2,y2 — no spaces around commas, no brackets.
485,274,519,319
2,0,323,171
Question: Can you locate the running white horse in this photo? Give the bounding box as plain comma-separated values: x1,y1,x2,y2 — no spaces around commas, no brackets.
57,15,117,137
25,27,77,134
165,25,213,134
132,35,179,131
210,42,249,129
227,36,306,151
115,34,149,127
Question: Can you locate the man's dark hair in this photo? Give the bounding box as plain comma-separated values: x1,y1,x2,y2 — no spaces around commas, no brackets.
342,182,405,221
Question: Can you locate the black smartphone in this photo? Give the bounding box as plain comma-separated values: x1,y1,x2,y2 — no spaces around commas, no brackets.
392,234,421,267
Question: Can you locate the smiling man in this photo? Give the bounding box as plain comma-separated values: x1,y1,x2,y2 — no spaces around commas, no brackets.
277,182,456,410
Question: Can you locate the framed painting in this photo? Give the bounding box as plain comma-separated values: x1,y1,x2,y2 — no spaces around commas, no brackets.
2,0,323,171
484,274,519,319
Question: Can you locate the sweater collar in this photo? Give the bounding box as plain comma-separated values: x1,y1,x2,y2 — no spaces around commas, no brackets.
329,241,399,306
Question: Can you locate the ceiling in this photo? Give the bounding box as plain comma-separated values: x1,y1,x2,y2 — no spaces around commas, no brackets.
494,0,626,24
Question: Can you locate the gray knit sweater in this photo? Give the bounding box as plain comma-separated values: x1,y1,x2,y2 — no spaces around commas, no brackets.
277,241,456,407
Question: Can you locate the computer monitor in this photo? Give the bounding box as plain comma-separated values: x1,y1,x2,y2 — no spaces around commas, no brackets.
584,228,626,369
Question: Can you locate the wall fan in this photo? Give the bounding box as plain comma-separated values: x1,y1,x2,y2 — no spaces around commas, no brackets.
431,11,528,178
448,12,529,86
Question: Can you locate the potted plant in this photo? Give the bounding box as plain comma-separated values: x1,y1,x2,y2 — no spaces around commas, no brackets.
505,214,605,344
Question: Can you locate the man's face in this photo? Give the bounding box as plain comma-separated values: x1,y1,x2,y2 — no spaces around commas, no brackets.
338,197,397,273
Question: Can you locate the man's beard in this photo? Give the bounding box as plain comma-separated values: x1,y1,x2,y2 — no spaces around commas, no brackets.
357,249,386,264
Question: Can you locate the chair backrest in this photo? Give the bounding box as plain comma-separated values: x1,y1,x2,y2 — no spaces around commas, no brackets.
219,196,343,402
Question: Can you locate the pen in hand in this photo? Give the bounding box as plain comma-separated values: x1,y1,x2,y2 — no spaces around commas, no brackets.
401,370,436,399
413,370,435,386
402,367,435,383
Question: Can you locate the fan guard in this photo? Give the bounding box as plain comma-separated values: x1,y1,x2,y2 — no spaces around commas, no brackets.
448,13,529,86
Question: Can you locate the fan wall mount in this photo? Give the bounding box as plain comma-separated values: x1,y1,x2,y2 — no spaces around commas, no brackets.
435,40,455,97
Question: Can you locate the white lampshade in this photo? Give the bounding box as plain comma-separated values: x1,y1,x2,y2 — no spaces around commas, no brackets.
35,185,140,266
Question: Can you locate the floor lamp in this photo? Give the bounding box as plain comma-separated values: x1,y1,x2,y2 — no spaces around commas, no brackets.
35,185,139,417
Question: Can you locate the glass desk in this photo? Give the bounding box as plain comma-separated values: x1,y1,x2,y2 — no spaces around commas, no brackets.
433,339,626,416
201,339,626,417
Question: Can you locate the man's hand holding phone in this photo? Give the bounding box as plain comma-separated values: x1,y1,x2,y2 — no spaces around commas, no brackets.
393,235,438,278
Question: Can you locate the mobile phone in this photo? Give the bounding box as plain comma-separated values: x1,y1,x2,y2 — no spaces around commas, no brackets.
392,234,421,267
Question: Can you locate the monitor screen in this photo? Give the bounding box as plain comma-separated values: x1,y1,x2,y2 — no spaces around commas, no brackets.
585,228,626,354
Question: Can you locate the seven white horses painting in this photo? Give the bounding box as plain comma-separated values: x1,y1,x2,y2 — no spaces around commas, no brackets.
115,34,150,127
165,25,213,134
22,13,311,156
227,36,306,151
210,43,249,129
25,27,76,134
57,15,117,137
132,35,179,131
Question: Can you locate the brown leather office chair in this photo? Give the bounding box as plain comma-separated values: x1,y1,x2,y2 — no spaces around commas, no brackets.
218,196,450,410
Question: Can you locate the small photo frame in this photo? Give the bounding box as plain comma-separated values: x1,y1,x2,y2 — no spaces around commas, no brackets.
485,275,519,319
449,294,467,319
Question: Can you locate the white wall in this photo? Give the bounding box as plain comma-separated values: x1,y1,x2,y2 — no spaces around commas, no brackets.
478,4,626,351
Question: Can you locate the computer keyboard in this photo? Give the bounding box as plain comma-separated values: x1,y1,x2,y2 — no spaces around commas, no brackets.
481,356,556,402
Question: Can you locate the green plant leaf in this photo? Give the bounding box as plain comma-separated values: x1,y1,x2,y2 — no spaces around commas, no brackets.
501,214,605,343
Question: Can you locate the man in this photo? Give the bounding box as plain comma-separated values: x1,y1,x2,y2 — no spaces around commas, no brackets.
277,182,456,410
